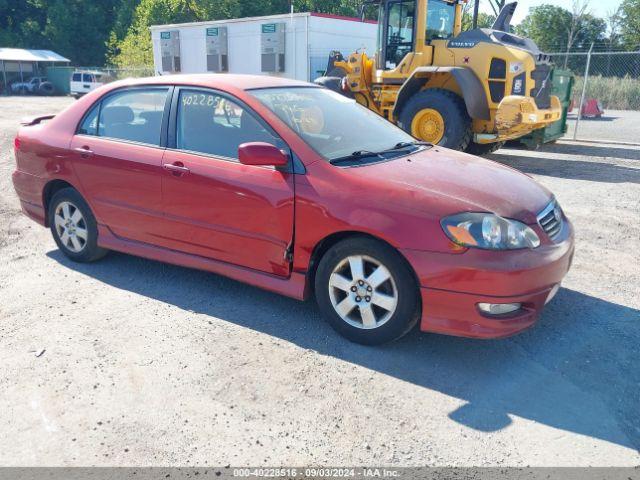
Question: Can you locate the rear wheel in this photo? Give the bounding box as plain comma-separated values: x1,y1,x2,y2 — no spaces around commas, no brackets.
398,88,472,150
465,141,505,156
314,237,420,345
48,188,108,263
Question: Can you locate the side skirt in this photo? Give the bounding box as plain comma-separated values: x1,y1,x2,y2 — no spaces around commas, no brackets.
97,225,309,301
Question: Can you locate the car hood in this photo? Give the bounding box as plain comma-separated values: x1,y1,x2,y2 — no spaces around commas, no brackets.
351,146,552,224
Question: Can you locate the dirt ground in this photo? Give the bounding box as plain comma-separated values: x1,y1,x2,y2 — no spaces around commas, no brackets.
0,96,639,467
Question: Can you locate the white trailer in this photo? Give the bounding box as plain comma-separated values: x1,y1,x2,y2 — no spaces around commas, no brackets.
150,12,377,82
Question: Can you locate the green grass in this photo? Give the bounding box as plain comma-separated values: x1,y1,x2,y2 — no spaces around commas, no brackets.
573,75,640,110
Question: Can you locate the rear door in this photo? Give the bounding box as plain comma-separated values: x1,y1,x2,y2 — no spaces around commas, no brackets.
158,87,295,277
81,73,94,94
70,86,171,244
70,73,82,94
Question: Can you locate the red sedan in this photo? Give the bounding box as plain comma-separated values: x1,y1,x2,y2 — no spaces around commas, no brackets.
12,75,574,344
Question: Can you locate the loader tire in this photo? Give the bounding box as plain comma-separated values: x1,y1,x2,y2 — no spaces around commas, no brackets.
398,89,472,150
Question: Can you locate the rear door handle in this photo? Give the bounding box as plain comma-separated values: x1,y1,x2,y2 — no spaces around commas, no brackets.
163,162,190,176
73,146,94,157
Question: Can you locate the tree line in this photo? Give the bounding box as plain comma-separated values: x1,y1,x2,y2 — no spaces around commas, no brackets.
1,0,639,67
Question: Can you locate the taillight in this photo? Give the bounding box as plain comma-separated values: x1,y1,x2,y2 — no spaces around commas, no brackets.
14,136,20,153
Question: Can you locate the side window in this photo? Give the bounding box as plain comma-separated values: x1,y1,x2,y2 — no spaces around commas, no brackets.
78,103,100,136
176,89,279,159
98,88,168,146
72,73,81,82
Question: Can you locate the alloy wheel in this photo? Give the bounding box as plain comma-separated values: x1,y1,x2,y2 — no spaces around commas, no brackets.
54,201,88,253
328,255,398,329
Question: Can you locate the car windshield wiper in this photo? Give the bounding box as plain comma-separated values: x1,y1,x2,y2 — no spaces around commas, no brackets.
329,142,431,165
383,141,433,153
329,150,385,165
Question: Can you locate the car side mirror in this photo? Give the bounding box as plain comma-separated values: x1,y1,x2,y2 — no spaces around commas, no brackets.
238,142,288,167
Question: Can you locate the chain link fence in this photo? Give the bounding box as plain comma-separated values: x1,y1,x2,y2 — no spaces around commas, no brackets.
548,50,640,144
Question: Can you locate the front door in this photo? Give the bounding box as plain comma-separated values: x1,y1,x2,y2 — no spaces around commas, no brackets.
70,87,170,244
158,88,295,277
383,0,416,69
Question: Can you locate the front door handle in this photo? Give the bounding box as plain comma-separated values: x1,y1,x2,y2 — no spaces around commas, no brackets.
163,162,190,176
73,146,94,158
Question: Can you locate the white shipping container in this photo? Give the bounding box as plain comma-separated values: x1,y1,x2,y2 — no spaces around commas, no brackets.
150,12,377,82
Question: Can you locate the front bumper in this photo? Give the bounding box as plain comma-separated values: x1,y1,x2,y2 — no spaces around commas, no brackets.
401,220,575,338
477,95,563,144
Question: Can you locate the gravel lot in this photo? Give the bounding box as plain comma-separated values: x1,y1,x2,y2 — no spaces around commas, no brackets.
565,109,640,144
0,96,639,467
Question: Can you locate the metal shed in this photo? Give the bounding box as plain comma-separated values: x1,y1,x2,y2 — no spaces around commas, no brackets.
150,12,377,82
0,48,70,95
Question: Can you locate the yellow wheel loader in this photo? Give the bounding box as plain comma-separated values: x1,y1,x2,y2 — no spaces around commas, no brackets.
315,1,562,154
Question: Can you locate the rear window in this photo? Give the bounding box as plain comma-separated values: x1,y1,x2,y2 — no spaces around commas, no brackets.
82,73,94,82
72,73,81,81
78,88,168,146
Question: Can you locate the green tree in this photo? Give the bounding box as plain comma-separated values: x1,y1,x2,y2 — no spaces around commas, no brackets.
462,11,496,31
292,0,360,16
0,0,128,65
44,0,121,65
619,0,640,48
0,0,50,48
516,5,572,51
516,4,606,53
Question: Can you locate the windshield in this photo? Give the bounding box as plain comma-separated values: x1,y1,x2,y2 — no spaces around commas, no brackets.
250,87,416,162
426,0,455,40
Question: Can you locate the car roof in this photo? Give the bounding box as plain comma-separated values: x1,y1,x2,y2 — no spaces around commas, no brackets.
109,73,318,91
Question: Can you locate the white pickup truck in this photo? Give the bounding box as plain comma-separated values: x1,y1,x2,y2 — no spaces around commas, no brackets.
10,77,54,95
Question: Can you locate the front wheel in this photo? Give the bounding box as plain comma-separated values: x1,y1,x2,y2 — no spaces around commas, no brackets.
314,237,420,345
398,88,472,150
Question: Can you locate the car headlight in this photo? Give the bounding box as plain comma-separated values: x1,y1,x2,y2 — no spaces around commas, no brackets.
441,213,540,250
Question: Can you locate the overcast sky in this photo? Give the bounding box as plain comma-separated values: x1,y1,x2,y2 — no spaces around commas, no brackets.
479,0,622,25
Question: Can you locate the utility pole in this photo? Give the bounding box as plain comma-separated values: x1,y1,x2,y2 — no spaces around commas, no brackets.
473,0,480,29
573,42,594,140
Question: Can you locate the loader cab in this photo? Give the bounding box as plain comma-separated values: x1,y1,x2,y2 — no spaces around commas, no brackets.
374,0,460,70
377,0,416,70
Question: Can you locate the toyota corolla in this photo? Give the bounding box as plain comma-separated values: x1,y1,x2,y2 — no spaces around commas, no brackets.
12,74,574,344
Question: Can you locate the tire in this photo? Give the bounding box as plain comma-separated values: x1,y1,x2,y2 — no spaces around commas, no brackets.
48,188,108,263
398,88,472,150
314,236,420,345
465,141,505,156
38,83,54,96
